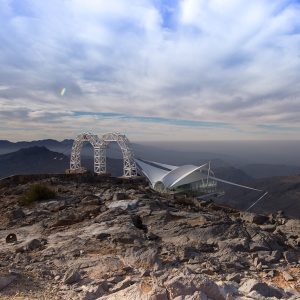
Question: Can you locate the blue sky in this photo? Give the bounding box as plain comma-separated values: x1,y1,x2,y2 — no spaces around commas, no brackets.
0,0,300,141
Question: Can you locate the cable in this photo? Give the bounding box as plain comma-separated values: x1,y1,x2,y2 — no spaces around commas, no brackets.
209,176,262,192
245,191,269,212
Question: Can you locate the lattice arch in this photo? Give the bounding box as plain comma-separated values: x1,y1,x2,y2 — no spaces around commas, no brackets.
70,132,102,174
69,132,137,177
100,132,137,177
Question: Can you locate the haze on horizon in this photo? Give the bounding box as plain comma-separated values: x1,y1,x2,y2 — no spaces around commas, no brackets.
0,0,300,141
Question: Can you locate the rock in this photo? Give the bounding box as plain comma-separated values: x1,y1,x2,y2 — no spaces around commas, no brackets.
9,269,21,276
249,235,272,251
81,281,109,300
253,257,262,267
63,268,81,285
51,213,79,227
283,250,298,264
131,215,147,232
241,212,269,225
259,250,282,264
218,238,249,252
164,275,226,299
97,282,164,300
2,175,300,299
96,233,111,241
284,287,300,299
226,273,241,283
10,208,25,220
148,287,169,300
6,233,17,243
113,192,127,201
249,241,270,252
239,279,283,299
282,271,293,281
0,275,16,291
111,232,138,244
15,238,45,252
124,247,160,268
260,224,277,232
110,278,137,293
146,232,160,241
25,238,42,251
267,270,275,278
107,200,139,210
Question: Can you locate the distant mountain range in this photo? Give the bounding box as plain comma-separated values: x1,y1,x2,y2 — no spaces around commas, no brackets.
0,146,69,178
1,139,300,179
0,139,73,155
0,146,123,178
240,163,300,178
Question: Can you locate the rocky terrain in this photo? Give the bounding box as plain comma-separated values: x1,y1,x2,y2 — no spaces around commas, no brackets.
0,174,299,300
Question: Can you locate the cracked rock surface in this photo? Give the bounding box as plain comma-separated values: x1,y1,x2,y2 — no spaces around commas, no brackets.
0,174,299,299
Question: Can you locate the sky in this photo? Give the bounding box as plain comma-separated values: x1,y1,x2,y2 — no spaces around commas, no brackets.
0,0,300,141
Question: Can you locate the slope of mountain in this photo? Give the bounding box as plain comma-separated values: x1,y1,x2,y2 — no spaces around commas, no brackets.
0,146,69,177
215,175,300,219
240,163,300,178
0,139,73,155
0,146,123,178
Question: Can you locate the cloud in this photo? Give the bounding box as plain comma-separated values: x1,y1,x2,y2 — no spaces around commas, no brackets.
0,0,300,140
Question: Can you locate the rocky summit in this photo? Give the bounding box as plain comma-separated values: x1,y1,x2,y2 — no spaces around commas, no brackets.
0,174,299,300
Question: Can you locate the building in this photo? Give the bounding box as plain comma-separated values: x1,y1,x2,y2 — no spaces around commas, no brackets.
135,158,218,196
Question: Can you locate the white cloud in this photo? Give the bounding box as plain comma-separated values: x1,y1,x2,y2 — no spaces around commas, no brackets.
0,0,300,140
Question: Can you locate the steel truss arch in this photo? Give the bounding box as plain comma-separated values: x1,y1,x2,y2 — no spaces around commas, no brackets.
100,132,137,177
70,132,103,174
69,132,137,177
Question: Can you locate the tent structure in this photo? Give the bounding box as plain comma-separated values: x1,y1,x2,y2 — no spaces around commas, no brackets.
135,158,217,195
135,158,262,196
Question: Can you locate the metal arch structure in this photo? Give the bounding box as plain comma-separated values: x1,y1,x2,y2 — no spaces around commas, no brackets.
70,132,102,174
69,131,137,177
100,132,137,177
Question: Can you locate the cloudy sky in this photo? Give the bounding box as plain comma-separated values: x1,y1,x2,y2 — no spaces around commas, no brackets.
0,0,300,141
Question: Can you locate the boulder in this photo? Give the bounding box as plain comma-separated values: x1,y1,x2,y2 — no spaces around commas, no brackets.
164,275,226,299
249,241,270,252
15,238,45,252
241,212,269,225
6,233,17,243
226,273,241,283
0,275,16,291
218,238,249,252
51,213,79,227
283,250,298,264
282,271,293,281
96,233,111,241
113,192,127,201
10,208,25,220
97,282,166,300
108,200,139,210
261,250,282,264
239,279,283,299
80,281,109,300
27,238,41,251
124,247,160,268
63,268,81,285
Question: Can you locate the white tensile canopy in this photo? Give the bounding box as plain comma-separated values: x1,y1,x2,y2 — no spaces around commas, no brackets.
135,158,262,192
